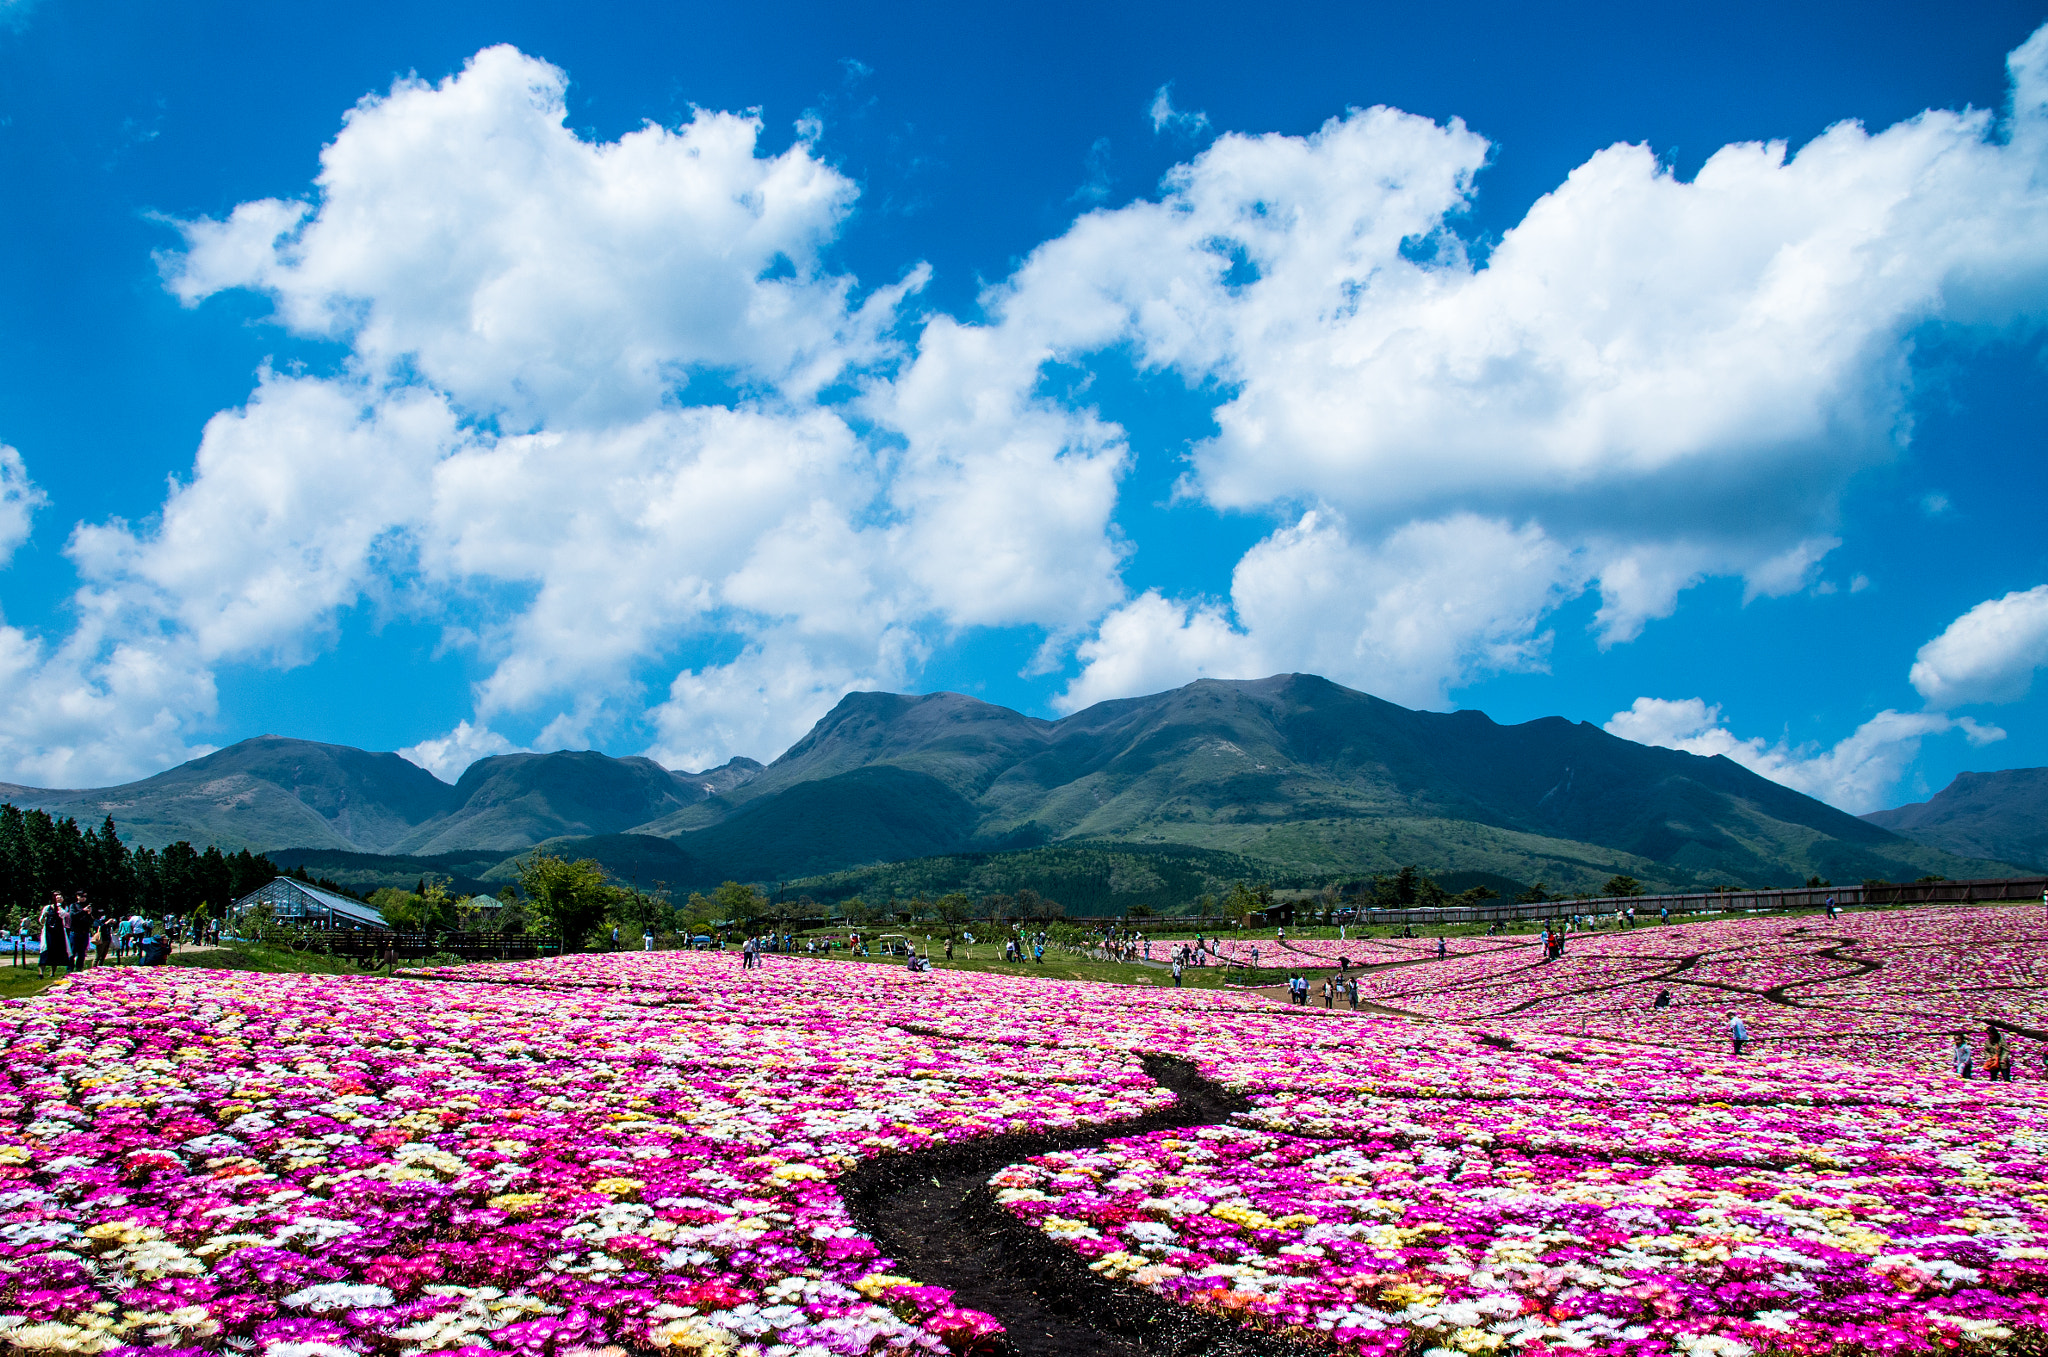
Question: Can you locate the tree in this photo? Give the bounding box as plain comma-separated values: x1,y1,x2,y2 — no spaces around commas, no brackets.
605,887,673,941
1393,866,1421,906
517,853,616,947
157,841,202,916
195,845,232,917
1514,882,1550,904
492,887,530,936
1455,885,1500,906
935,892,972,925
369,883,459,932
1600,875,1646,898
1013,888,1063,922
712,880,767,930
1805,875,1832,888
1224,882,1262,921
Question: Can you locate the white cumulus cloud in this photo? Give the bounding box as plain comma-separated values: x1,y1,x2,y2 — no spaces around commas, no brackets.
164,45,889,428
398,721,522,784
1058,510,1577,713
0,445,46,567
1909,584,2048,707
9,26,2048,787
1007,22,2048,684
1604,696,2002,814
0,44,1130,785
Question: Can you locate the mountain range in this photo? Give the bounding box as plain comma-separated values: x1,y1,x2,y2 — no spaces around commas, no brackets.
0,674,2022,907
1862,767,2048,873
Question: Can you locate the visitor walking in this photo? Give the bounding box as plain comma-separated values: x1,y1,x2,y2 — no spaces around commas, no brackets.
1988,1025,2012,1081
37,893,65,977
69,894,94,970
1437,936,1446,958
1730,1014,1747,1055
1954,1033,1973,1078
1172,958,1183,987
1347,977,1359,1010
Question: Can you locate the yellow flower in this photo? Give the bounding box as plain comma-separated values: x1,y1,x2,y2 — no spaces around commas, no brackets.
852,1274,916,1299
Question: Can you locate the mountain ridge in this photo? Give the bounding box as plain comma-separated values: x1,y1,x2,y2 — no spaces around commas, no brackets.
0,675,2019,900
1863,767,2048,872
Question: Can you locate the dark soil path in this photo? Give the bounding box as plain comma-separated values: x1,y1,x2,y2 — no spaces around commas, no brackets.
840,1054,1323,1357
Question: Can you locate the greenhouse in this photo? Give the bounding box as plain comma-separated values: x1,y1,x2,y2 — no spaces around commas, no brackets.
230,876,389,930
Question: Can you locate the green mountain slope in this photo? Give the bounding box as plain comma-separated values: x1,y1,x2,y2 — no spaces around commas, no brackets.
0,741,762,856
656,674,2011,892
0,736,459,851
0,675,2017,903
784,842,1319,916
1864,768,2048,872
390,750,734,854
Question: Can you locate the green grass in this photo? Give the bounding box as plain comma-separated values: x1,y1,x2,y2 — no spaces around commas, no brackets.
0,943,382,996
167,943,376,975
0,965,58,999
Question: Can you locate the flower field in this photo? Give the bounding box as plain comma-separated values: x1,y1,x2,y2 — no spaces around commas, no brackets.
1334,905,2048,1070
1211,937,1529,970
0,961,1189,1356
3,905,2046,1357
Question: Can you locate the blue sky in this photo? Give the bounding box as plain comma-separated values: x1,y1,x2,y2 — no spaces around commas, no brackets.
2,0,2047,813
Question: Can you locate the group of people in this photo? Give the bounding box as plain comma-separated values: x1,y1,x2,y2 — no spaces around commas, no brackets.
738,931,845,966
1281,972,1362,1009
1954,1025,2026,1080
26,891,176,975
1088,923,1153,965
1004,930,1046,964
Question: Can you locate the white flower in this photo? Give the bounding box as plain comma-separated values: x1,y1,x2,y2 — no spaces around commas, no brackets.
279,1283,394,1313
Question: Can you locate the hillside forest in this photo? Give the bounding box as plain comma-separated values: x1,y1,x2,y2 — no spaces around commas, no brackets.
0,803,315,926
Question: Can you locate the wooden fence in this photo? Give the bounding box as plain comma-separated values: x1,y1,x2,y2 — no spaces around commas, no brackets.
1327,873,2048,928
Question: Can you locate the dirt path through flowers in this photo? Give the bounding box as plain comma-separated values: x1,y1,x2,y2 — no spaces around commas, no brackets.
841,1054,1321,1357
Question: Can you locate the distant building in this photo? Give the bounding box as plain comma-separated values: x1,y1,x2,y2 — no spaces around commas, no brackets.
231,877,390,930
